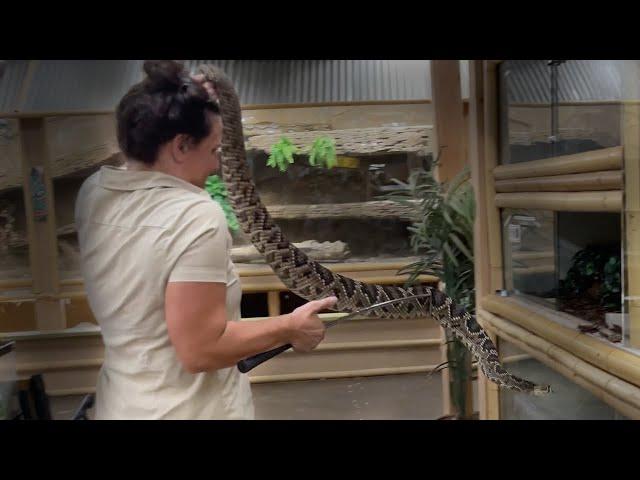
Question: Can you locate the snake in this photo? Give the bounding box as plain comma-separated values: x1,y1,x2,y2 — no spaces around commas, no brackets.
199,64,550,396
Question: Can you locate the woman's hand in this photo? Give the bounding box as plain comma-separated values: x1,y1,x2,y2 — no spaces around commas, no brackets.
191,73,217,101
286,296,338,352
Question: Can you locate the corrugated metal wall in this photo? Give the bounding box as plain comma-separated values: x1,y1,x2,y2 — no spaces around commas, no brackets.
0,60,470,113
503,60,640,103
3,60,637,114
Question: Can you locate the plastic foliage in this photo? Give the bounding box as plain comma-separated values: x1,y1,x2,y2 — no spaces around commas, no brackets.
267,137,298,172
204,175,239,231
308,136,337,169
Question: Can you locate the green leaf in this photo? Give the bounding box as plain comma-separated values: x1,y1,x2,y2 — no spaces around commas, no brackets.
442,242,459,267
307,136,337,169
268,137,298,172
204,175,239,232
449,232,474,262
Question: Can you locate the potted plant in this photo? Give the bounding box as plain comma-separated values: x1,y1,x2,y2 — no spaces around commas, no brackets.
385,160,476,419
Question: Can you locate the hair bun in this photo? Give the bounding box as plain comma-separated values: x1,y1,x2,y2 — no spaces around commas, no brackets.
143,60,186,91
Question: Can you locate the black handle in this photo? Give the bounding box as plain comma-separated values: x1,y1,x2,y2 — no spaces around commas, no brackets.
237,343,292,373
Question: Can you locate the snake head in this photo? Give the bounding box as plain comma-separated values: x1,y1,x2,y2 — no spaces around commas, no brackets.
532,384,552,396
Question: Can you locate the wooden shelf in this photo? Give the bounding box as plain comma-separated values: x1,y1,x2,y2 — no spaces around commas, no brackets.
246,125,433,156
266,200,418,221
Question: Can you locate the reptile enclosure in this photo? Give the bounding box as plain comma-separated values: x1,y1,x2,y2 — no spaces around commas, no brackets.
0,61,452,414
471,60,640,419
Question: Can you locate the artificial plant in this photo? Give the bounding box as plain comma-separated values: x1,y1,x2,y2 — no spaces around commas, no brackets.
267,137,298,172
308,136,337,169
385,160,476,419
559,245,621,312
204,175,239,231
266,135,337,172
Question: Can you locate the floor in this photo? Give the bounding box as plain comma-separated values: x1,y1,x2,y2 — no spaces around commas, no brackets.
49,372,458,420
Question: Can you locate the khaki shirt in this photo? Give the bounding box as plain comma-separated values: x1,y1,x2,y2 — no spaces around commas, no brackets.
75,165,254,419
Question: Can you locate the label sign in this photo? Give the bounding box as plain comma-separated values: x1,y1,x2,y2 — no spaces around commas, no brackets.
508,224,521,243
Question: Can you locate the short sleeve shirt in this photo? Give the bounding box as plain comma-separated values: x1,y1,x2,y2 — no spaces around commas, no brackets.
75,165,254,419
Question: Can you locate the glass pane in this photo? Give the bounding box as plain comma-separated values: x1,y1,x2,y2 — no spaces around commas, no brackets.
48,115,122,282
54,176,85,281
557,212,622,327
499,60,626,345
0,188,30,283
0,119,31,283
499,60,553,165
556,60,622,154
502,208,556,301
228,104,433,267
0,118,37,333
498,339,627,420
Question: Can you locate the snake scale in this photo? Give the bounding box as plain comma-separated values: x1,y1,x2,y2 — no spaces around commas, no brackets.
200,65,550,396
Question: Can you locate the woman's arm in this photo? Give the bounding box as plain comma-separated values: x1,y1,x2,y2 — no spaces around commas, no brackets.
165,281,337,373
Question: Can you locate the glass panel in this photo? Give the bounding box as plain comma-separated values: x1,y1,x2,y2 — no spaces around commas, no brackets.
557,212,622,327
230,104,433,267
0,119,38,333
502,208,623,340
498,338,627,420
48,115,122,282
498,60,626,345
0,342,17,420
499,60,553,165
0,119,31,284
54,176,86,281
502,208,556,301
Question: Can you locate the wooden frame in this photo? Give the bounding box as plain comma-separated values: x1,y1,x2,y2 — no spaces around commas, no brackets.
473,59,640,419
430,60,473,418
481,294,640,387
494,170,623,192
494,191,622,212
493,146,623,180
468,60,504,419
430,60,467,184
18,118,66,331
469,60,492,420
623,104,640,348
479,309,640,419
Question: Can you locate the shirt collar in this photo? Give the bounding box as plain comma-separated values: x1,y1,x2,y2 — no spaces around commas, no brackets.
98,165,210,197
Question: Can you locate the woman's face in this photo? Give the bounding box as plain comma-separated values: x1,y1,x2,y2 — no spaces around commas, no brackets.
181,113,223,188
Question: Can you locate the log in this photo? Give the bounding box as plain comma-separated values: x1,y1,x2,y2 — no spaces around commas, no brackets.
479,309,640,419
481,294,640,388
495,170,623,192
246,125,433,156
231,240,351,264
0,115,121,193
493,146,623,180
266,200,418,221
494,191,622,212
243,122,332,138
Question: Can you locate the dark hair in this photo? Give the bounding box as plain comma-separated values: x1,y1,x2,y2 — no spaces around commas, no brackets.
116,60,220,164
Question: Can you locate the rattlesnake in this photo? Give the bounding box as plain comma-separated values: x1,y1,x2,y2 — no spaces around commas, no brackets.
200,64,550,396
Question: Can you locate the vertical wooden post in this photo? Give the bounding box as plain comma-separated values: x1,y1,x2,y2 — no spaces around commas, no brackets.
483,61,505,295
623,103,640,347
430,60,468,184
439,324,452,417
267,291,281,317
19,117,66,331
431,60,473,419
468,60,503,419
469,60,491,420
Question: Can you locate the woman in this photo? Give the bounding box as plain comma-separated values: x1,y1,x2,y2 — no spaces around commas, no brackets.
75,60,336,419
